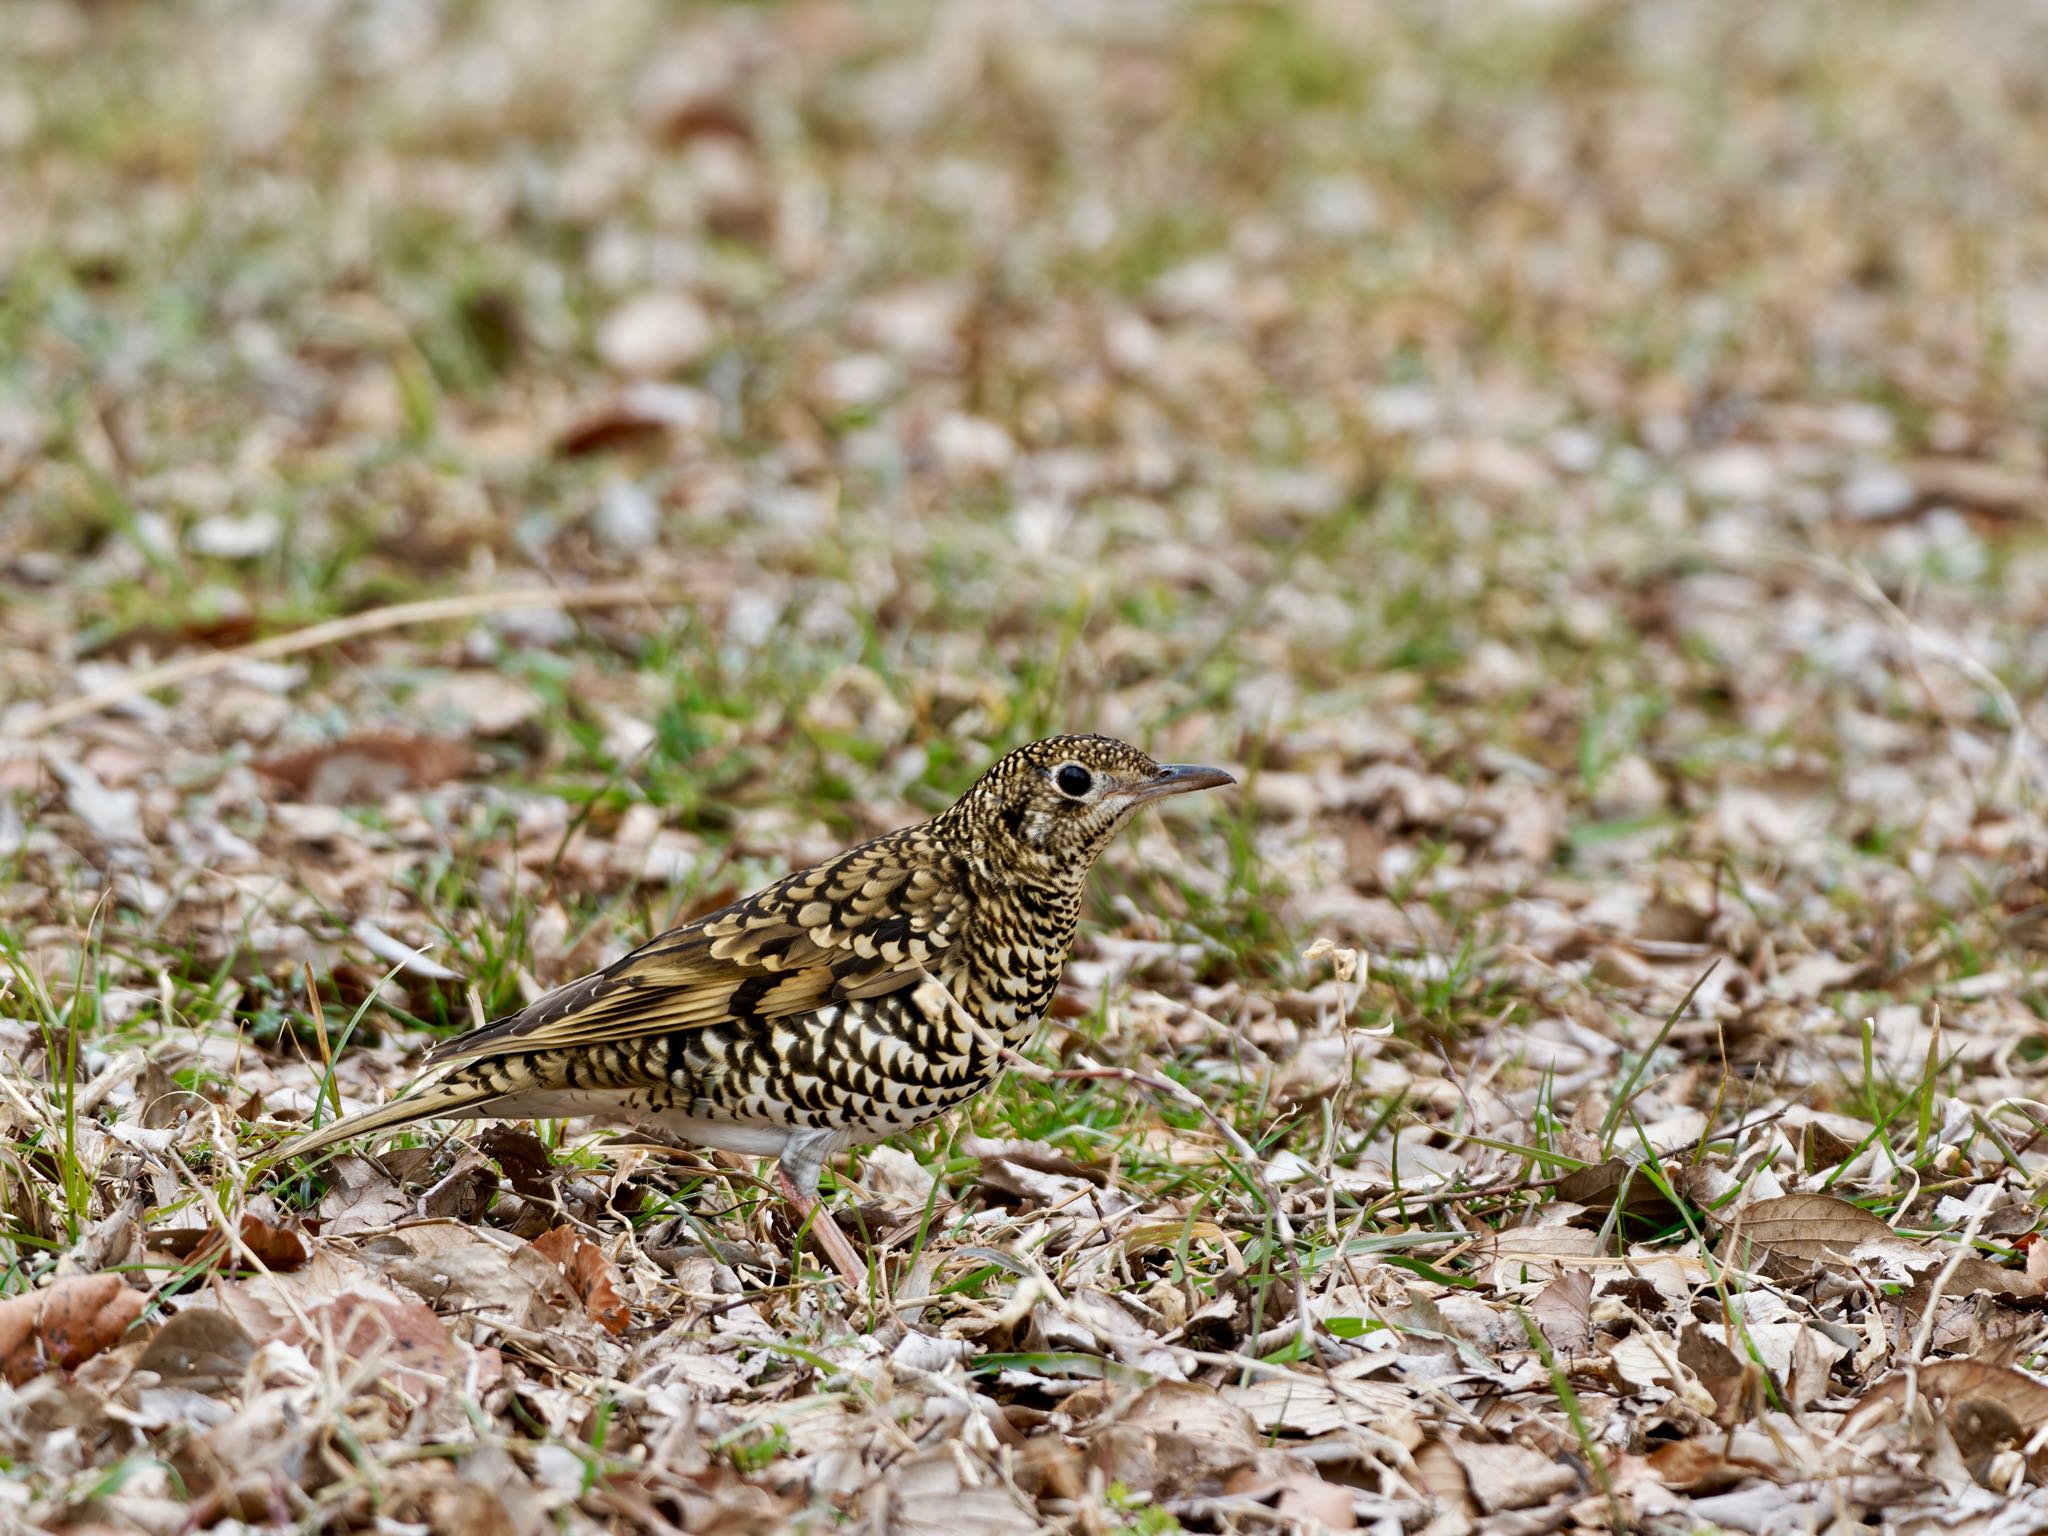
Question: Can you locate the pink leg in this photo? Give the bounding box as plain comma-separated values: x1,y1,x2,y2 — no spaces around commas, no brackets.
775,1165,870,1292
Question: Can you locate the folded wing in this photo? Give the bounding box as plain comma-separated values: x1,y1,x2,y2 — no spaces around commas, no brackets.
423,835,967,1066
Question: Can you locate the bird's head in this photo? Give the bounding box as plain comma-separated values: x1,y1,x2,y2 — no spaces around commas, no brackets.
948,733,1234,877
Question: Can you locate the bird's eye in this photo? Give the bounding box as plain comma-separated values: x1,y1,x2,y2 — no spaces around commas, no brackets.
1055,763,1094,797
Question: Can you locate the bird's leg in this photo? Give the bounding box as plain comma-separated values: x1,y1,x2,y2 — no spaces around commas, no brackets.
775,1129,868,1292
775,1164,870,1292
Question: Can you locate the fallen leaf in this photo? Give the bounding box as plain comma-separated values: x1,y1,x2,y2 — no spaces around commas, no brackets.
596,292,719,376
286,1291,463,1400
318,1156,412,1236
1529,1268,1595,1354
370,1222,579,1331
1901,458,2048,520
1443,1436,1579,1514
556,382,718,456
530,1226,632,1337
154,1214,311,1273
1679,1322,1770,1426
478,1126,557,1202
1842,1360,2048,1441
137,1307,258,1393
1553,1158,1682,1224
870,1449,1038,1536
1222,1450,1356,1528
257,735,476,804
1090,1381,1259,1496
1643,1436,1795,1493
1470,1224,1605,1286
409,673,544,737
0,1274,147,1383
1220,1371,1420,1439
1717,1192,1899,1268
50,758,144,845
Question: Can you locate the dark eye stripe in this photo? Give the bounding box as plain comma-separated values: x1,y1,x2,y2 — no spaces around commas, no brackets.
1056,764,1093,797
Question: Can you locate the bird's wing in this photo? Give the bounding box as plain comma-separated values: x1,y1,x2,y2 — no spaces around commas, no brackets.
423,836,968,1066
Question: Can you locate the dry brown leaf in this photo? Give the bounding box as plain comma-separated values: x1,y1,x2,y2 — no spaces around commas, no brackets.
1553,1158,1682,1223
257,735,477,804
318,1156,413,1236
1222,1450,1356,1528
1470,1224,1606,1286
1220,1370,1420,1439
1090,1381,1259,1496
871,1449,1039,1536
158,1213,311,1274
478,1126,557,1202
1717,1192,1898,1267
1843,1361,2048,1440
529,1225,632,1337
1679,1322,1770,1427
420,1483,523,1536
1412,1439,1478,1522
556,382,716,457
1901,458,2048,521
1442,1436,1579,1514
137,1307,258,1393
0,1274,147,1383
287,1292,465,1400
1642,1437,1793,1493
1529,1267,1595,1354
1912,1255,2043,1305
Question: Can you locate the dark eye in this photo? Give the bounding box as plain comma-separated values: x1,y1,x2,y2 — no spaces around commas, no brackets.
1055,764,1093,797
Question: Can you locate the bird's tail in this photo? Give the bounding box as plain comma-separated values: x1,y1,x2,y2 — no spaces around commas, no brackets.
257,1072,503,1171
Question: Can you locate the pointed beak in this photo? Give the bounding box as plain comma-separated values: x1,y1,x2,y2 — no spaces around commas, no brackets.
1122,762,1236,804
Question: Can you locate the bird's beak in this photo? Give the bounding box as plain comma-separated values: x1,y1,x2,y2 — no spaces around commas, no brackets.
1121,763,1236,804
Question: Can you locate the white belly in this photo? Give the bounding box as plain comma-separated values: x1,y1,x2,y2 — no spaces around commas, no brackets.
648,1113,879,1161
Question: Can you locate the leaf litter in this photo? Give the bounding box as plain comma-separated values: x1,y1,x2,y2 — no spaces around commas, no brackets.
7,0,2048,1531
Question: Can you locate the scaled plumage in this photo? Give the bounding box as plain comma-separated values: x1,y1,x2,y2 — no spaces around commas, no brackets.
272,734,1233,1282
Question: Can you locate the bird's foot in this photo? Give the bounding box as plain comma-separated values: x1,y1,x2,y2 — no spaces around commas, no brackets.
774,1165,871,1294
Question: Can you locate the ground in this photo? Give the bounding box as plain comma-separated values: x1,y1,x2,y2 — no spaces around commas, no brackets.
5,0,2048,1531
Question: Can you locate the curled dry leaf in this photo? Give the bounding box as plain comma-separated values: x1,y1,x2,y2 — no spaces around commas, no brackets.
1679,1322,1771,1427
556,381,717,456
154,1213,312,1273
530,1225,632,1336
235,1213,312,1271
1643,1434,1798,1493
0,1273,147,1384
478,1126,558,1202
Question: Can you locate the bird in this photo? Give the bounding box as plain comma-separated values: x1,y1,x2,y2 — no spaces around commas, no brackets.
269,734,1233,1289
